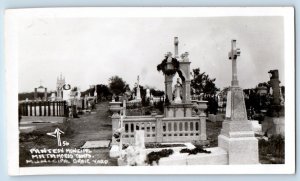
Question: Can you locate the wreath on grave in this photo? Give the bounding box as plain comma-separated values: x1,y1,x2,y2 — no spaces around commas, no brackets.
157,56,180,76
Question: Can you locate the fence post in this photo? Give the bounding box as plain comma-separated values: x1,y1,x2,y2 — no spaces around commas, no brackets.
38,101,42,116
44,101,47,116
24,102,27,116
156,115,163,143
64,101,69,117
58,101,60,116
34,101,37,116
48,101,51,116
29,102,32,116
19,103,23,117
52,101,55,116
199,113,207,140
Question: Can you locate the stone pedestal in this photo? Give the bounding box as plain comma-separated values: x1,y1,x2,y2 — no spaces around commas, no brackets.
262,116,285,136
218,87,259,164
165,74,174,102
109,101,122,145
164,103,193,117
136,86,141,101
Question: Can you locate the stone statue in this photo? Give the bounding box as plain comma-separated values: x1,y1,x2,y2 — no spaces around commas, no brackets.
166,52,173,62
181,52,189,62
174,78,182,103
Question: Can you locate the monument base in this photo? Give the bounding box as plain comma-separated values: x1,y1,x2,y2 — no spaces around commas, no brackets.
262,116,285,137
109,145,120,158
218,134,259,164
164,103,193,117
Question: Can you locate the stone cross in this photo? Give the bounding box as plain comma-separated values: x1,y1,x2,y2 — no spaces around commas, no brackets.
174,37,179,59
228,39,241,87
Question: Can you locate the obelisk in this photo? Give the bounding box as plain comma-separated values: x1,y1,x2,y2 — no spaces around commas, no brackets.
218,40,259,164
136,76,141,101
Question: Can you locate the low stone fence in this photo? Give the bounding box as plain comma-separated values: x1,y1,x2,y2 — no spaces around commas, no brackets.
19,101,68,117
118,115,206,144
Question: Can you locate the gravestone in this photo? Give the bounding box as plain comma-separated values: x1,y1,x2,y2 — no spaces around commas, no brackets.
218,40,259,164
174,78,182,104
262,70,285,136
135,76,142,101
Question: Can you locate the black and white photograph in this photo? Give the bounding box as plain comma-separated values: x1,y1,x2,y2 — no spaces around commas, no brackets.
5,7,295,175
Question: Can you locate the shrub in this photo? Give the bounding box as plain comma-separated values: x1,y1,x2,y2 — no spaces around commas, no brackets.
146,149,174,165
180,145,211,155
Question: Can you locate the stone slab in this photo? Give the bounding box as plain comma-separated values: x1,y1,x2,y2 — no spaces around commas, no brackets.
216,114,225,122
159,152,188,165
208,114,216,122
109,145,120,158
20,116,65,125
159,147,228,166
251,120,262,134
262,116,284,136
19,126,36,133
186,147,228,165
81,140,111,149
218,134,259,164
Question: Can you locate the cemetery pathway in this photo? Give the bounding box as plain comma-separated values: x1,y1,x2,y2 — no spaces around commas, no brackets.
19,101,118,167
65,101,117,166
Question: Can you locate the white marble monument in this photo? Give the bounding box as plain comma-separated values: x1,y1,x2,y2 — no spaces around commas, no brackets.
218,40,259,164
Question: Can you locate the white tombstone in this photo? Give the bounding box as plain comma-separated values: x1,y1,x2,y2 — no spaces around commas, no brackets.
134,130,145,149
50,92,56,101
174,78,182,103
146,89,151,98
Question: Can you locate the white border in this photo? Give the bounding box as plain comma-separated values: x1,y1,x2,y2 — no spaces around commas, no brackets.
5,7,295,175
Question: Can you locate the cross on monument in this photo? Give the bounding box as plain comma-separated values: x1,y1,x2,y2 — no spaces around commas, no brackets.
228,39,241,87
39,80,43,86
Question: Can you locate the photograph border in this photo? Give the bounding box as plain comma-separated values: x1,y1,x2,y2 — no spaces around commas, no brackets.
5,7,295,175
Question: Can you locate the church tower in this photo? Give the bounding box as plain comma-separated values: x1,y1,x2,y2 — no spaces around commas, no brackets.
56,73,65,100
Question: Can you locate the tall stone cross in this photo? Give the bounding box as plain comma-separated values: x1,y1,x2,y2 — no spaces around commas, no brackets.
228,39,241,87
174,37,179,59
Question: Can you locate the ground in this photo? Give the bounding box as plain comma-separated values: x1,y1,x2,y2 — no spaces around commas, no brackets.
19,101,284,166
19,101,117,167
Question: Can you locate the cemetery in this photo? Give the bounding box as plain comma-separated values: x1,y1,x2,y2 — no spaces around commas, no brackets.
18,37,285,167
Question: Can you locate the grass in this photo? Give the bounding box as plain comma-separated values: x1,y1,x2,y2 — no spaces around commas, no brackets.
19,107,284,166
19,101,117,167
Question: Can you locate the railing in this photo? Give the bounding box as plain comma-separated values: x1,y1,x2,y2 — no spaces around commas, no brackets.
121,115,206,144
19,101,68,117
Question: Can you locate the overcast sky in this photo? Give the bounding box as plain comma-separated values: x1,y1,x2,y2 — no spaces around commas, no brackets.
18,16,284,93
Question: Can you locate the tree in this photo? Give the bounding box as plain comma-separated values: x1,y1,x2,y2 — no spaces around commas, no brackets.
150,88,164,97
190,68,219,114
108,76,127,96
191,68,219,99
96,84,112,101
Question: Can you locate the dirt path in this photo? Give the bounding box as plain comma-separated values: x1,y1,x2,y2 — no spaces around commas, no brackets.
19,101,117,166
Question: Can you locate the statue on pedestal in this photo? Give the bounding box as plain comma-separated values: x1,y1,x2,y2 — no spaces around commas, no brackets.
174,78,182,104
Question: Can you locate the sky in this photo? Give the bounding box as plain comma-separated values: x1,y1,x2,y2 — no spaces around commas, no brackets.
17,16,284,93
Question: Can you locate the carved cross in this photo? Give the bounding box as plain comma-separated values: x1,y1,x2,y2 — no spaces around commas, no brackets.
228,40,241,87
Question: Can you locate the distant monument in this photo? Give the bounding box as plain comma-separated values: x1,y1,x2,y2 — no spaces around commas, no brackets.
56,73,65,100
34,80,47,101
174,78,182,103
146,89,150,99
218,40,259,164
262,69,285,136
135,76,142,102
162,37,193,117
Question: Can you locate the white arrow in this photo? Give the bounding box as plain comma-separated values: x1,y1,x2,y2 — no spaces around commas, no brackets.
47,128,64,146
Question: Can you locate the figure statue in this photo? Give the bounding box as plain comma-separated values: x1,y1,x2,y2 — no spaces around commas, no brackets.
166,52,173,62
181,52,189,62
174,78,182,103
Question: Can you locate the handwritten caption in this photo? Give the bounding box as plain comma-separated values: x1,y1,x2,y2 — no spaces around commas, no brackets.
26,148,109,165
